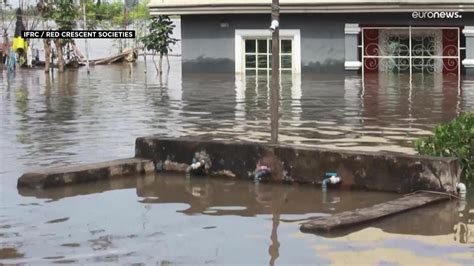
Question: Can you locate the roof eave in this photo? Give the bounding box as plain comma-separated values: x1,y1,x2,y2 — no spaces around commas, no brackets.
149,4,474,16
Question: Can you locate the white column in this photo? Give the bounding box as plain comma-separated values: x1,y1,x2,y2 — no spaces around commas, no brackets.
462,26,474,74
344,24,362,71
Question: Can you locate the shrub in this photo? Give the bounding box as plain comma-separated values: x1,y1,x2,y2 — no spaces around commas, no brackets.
413,113,473,183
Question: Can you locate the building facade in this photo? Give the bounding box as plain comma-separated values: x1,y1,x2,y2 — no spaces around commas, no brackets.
149,0,474,75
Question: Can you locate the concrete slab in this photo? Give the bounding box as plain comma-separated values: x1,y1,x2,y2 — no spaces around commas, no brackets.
17,158,154,189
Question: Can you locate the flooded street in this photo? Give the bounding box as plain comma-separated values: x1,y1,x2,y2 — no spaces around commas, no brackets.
2,173,474,264
1,58,474,264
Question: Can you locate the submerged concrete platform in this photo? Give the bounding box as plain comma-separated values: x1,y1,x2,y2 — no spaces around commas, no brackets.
17,158,154,189
18,137,460,193
300,192,451,233
135,137,461,193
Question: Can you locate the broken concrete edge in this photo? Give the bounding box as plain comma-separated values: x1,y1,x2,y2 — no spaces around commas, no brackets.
299,193,450,234
135,136,461,193
17,158,155,189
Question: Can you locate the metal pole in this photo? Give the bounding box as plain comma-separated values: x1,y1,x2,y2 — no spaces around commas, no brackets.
409,26,412,80
270,0,280,144
144,47,147,73
83,3,90,74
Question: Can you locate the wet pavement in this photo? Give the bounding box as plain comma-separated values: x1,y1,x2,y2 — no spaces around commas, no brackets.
1,58,473,264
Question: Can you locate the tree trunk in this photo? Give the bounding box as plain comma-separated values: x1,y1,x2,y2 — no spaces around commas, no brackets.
159,54,163,74
1,37,4,70
54,39,65,72
163,67,169,86
43,38,51,73
143,48,147,73
159,70,163,87
152,53,159,74
166,54,170,71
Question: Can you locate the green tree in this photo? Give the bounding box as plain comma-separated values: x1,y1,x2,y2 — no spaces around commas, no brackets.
413,113,474,183
37,0,53,73
38,0,79,72
52,0,78,72
140,15,178,74
128,0,149,21
85,0,124,28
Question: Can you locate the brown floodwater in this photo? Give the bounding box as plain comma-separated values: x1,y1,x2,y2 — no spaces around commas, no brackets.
2,173,474,264
1,58,473,264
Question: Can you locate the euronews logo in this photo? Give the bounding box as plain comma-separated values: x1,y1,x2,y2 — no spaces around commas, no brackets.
412,11,462,19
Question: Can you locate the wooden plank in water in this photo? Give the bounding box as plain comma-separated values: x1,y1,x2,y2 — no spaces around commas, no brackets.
300,192,451,233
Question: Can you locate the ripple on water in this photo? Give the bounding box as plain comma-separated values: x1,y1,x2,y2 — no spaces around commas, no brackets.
1,60,473,264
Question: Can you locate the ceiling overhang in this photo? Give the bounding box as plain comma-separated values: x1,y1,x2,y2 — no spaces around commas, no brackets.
148,1,474,15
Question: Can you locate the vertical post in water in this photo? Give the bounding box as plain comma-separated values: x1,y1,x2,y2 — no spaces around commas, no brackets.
83,3,90,74
270,0,280,144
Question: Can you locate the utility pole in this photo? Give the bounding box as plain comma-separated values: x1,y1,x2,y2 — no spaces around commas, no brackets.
83,2,90,74
270,0,280,144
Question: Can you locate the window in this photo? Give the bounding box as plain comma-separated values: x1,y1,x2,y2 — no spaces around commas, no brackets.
244,39,292,75
235,29,301,74
362,27,460,74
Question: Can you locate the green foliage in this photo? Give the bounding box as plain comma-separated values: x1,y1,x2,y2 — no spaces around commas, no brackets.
88,0,123,21
84,0,124,29
414,113,474,182
86,0,149,28
49,0,77,31
140,15,178,55
128,0,149,21
37,0,149,29
38,0,79,45
36,1,151,54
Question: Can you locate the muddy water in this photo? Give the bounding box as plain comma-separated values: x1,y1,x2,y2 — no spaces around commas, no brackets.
2,174,473,264
1,58,474,264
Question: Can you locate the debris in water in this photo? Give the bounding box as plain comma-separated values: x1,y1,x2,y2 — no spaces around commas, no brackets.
163,160,189,172
213,170,236,178
90,48,138,65
282,170,294,184
154,160,164,171
456,182,467,199
46,217,69,224
253,162,271,183
186,151,212,176
202,226,217,229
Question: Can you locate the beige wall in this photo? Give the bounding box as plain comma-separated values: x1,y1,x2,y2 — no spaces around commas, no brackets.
149,0,474,15
149,0,474,7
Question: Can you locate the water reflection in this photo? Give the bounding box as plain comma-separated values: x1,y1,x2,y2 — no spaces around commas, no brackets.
18,173,474,240
11,174,474,264
454,197,474,245
362,72,462,125
1,59,473,173
235,73,302,119
1,59,474,264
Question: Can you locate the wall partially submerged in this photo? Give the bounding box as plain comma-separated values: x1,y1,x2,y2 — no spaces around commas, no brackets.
135,136,461,193
17,137,461,193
